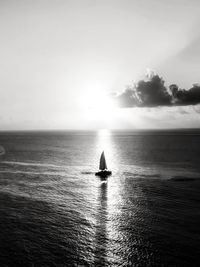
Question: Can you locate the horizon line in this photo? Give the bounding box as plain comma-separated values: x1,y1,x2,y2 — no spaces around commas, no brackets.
0,128,200,133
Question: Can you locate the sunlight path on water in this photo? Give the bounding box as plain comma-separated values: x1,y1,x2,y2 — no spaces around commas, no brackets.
94,129,150,266
94,129,124,265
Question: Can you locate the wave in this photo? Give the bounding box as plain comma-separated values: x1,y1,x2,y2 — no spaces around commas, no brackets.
1,161,62,169
0,170,67,176
123,171,161,179
170,176,199,182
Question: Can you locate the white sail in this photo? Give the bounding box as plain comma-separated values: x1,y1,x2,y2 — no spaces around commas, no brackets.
99,151,107,170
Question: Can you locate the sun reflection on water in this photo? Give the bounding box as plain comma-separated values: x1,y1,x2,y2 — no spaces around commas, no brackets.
95,129,125,264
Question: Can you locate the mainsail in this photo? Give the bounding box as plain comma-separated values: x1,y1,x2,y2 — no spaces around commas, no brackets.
99,151,107,170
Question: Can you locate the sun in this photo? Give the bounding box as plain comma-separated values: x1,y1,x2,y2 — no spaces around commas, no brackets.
81,88,117,127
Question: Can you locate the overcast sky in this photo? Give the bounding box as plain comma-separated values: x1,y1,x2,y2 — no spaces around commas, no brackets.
0,0,200,130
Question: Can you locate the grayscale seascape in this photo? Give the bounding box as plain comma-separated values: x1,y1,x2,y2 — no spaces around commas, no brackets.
0,130,200,266
1,1,200,266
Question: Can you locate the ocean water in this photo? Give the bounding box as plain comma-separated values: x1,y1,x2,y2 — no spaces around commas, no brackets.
0,130,200,267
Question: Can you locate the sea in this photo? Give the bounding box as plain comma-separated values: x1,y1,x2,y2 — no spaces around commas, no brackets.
0,130,200,267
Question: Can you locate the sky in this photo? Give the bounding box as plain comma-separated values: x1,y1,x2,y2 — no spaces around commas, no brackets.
0,0,200,130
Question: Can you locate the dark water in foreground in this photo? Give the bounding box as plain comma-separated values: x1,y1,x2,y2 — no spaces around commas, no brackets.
0,130,200,267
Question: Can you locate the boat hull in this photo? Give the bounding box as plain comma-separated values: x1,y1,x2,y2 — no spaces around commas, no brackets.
95,170,112,178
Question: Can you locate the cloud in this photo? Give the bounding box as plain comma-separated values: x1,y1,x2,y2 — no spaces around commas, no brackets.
170,83,200,106
114,73,200,108
113,87,139,107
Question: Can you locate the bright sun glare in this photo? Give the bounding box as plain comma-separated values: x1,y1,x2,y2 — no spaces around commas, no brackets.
82,88,117,127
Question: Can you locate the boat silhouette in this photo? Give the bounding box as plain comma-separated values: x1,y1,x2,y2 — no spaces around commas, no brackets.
95,151,112,178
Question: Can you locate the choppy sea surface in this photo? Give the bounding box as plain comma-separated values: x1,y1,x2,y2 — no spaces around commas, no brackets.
0,130,200,267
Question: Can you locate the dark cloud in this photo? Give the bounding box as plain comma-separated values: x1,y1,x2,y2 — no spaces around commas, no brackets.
137,75,172,107
114,74,200,108
170,83,200,106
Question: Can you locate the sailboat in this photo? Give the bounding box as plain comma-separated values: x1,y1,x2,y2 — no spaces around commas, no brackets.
95,151,112,178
